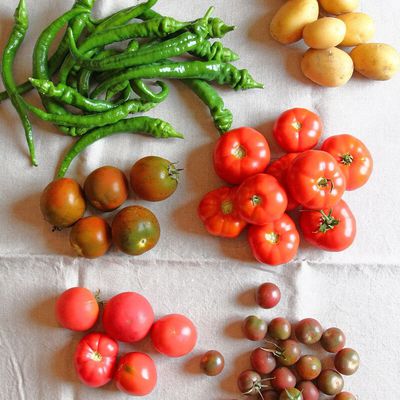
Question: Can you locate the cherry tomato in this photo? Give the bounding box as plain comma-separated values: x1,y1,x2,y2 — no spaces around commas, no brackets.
236,174,287,225
334,348,360,375
74,332,118,388
263,390,279,400
279,388,303,400
200,350,225,376
248,214,299,266
296,381,319,400
321,327,346,353
112,205,160,255
40,178,86,228
286,150,346,209
151,314,197,357
237,370,262,396
198,186,247,238
275,339,301,366
317,369,344,395
266,153,300,211
268,317,291,340
130,156,179,201
334,392,357,400
84,166,128,211
299,200,356,252
295,318,323,345
55,287,99,331
250,347,277,374
102,292,154,343
213,127,271,185
296,355,322,380
243,315,268,341
115,352,157,395
321,134,373,191
256,282,281,309
271,367,296,391
70,216,111,258
273,108,322,153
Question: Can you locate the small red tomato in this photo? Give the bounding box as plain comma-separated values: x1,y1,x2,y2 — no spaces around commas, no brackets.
55,287,99,331
271,367,297,391
151,314,197,357
299,200,356,251
102,292,154,343
213,127,270,184
198,186,247,238
236,174,288,225
115,352,157,396
286,150,346,210
248,214,299,266
256,282,281,309
273,108,322,153
321,134,373,191
266,153,300,211
74,332,118,388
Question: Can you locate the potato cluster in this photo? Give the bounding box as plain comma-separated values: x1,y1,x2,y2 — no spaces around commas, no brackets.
270,0,400,86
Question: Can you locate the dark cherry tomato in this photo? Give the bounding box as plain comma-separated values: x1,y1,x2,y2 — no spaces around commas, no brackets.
130,156,179,201
275,339,301,366
271,367,296,391
200,350,225,376
250,347,277,374
198,186,247,238
334,348,360,375
295,318,323,345
273,108,322,153
268,317,291,340
321,327,346,353
243,316,268,341
262,390,279,400
334,392,357,400
317,369,344,395
279,388,303,400
213,127,271,185
40,178,86,228
237,370,263,396
112,205,160,255
84,166,128,211
296,355,322,380
70,216,111,258
296,381,319,400
256,282,281,309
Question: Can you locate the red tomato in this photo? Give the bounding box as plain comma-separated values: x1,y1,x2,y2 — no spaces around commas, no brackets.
266,153,300,211
103,292,154,343
74,332,118,388
235,174,288,225
213,127,270,184
273,108,322,152
115,352,157,396
286,150,346,210
248,214,300,265
299,200,356,251
198,186,247,238
55,287,99,331
321,134,373,191
151,314,197,357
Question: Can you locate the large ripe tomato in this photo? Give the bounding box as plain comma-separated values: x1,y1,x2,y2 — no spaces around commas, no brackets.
273,108,322,152
55,287,99,331
235,174,288,225
40,178,86,228
321,134,373,191
74,332,118,388
248,214,300,266
286,150,346,210
151,314,197,357
198,186,247,238
103,292,154,343
299,200,356,251
115,352,157,396
213,127,270,184
266,153,300,211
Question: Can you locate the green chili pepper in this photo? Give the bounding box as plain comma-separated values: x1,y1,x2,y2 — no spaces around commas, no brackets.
130,79,169,103
190,41,239,63
105,80,131,101
1,0,36,165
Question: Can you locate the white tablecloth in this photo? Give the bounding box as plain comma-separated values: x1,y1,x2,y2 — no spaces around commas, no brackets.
0,0,399,399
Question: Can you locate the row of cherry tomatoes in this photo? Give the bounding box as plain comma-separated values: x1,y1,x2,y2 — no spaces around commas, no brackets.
198,108,373,265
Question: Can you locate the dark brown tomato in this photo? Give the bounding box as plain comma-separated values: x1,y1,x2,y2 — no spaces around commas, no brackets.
250,347,277,374
317,369,344,395
262,390,279,400
271,367,296,391
84,166,128,212
334,392,357,400
70,216,112,258
296,355,322,380
277,340,301,366
237,370,262,395
40,178,86,228
243,316,268,341
256,282,281,309
130,156,179,201
321,327,346,353
296,381,319,400
112,206,160,255
268,317,291,341
200,350,224,376
295,318,323,345
279,388,303,400
334,348,360,375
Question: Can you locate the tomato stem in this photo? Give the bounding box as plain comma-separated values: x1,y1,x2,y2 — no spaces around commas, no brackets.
232,144,246,159
340,153,354,166
251,195,262,206
168,163,181,181
221,200,233,215
316,209,340,233
317,177,334,193
265,232,279,244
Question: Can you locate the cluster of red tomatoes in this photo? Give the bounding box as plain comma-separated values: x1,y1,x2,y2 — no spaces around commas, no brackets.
55,288,197,395
198,108,373,265
40,156,179,258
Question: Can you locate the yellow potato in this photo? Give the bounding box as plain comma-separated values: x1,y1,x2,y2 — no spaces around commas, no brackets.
351,43,400,80
319,0,359,15
338,13,375,46
270,0,319,45
303,17,346,49
301,47,354,86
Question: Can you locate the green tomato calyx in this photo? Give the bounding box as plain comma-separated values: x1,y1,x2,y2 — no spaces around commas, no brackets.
340,153,354,166
251,195,262,206
317,177,334,193
168,162,181,181
318,210,340,233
